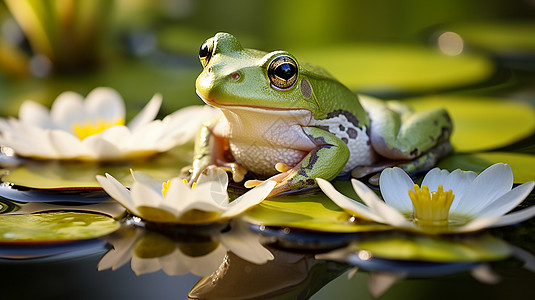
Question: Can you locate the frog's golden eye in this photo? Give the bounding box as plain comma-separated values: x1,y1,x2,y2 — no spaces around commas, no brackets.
199,38,214,68
268,56,298,90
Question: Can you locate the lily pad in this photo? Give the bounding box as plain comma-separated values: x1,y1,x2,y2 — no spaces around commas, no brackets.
0,212,120,244
445,21,535,60
354,233,511,262
244,181,390,233
1,144,193,189
439,151,535,183
297,44,493,94
405,95,535,152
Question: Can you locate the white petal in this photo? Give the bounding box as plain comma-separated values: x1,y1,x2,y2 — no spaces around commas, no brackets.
219,221,274,264
96,174,138,214
421,167,450,192
19,101,55,129
98,229,143,271
453,163,514,216
220,180,276,219
84,87,125,121
0,120,42,157
127,93,162,132
160,178,191,214
83,134,121,159
98,125,132,150
352,179,412,228
317,178,383,223
456,215,501,233
50,91,86,131
368,272,404,299
470,264,501,284
48,130,88,158
127,121,165,151
160,106,221,143
446,169,478,211
379,167,414,213
13,122,58,157
473,181,534,218
157,249,190,276
131,170,163,194
197,167,230,206
130,180,164,208
491,205,535,228
182,244,228,277
169,179,224,214
131,257,161,275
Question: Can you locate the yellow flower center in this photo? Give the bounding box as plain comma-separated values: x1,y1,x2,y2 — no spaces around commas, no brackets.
408,184,455,226
72,118,124,140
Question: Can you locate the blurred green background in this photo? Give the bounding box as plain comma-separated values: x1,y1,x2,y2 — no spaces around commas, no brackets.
0,0,534,118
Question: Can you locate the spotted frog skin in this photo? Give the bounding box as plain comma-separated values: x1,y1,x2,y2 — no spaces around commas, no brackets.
190,33,452,195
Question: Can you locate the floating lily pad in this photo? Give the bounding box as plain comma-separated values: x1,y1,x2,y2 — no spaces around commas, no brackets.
0,239,106,260
244,181,390,233
439,151,535,183
0,212,120,244
445,21,535,66
354,233,511,262
0,184,110,203
297,44,493,94
405,95,535,152
1,144,193,189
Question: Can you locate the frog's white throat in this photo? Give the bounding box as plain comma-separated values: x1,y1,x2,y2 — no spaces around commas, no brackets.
212,105,316,176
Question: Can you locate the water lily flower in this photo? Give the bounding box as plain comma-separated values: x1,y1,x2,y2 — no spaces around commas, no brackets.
98,220,274,277
96,167,276,224
0,87,218,161
318,163,535,234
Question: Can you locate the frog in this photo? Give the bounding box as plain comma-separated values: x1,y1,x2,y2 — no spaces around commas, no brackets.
189,32,452,196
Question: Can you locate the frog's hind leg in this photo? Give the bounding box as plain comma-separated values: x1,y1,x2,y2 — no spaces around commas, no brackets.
364,98,453,161
354,96,454,183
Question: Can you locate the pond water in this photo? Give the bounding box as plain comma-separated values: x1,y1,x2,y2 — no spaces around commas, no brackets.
1,3,535,298
1,190,534,300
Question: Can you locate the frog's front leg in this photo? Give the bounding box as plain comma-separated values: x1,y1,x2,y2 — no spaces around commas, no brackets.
248,126,349,196
189,118,247,183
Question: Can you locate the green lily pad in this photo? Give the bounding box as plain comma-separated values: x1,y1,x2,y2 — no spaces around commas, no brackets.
0,212,120,244
244,181,390,233
439,151,535,183
297,44,493,93
446,21,535,55
405,95,535,152
2,144,193,189
354,233,511,262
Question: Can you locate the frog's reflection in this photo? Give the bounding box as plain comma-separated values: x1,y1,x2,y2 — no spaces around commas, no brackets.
98,219,273,277
188,248,349,300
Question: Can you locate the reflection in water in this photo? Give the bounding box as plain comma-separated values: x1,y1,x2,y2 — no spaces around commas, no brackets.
189,248,349,300
98,219,273,277
314,232,535,298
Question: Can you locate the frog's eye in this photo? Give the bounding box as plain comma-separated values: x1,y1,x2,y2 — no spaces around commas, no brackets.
199,38,214,68
268,56,298,90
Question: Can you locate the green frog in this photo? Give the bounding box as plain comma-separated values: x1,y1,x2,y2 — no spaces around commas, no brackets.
190,32,452,195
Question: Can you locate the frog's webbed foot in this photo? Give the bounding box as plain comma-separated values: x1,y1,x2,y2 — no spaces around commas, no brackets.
244,162,297,196
218,162,248,183
188,162,248,185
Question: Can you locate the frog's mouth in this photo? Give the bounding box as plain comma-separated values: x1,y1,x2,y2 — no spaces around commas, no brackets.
197,92,314,123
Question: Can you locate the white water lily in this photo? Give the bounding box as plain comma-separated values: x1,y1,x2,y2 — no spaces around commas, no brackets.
0,87,218,161
98,220,274,277
318,163,535,234
96,167,276,224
